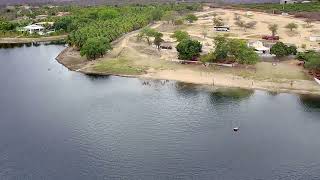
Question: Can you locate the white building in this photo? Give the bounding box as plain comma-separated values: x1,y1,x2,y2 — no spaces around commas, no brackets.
309,35,320,42
248,41,271,55
23,24,45,34
280,0,297,4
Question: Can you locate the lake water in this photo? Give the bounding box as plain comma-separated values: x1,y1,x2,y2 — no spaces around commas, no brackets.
1,44,320,180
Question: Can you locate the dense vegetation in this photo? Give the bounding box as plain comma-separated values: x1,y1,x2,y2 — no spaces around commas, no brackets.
234,2,320,13
176,39,202,60
297,51,320,70
55,4,200,59
171,30,190,42
270,42,297,57
201,36,259,65
0,4,200,59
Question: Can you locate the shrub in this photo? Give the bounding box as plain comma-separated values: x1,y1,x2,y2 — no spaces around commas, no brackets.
304,52,320,70
138,27,158,45
213,17,224,26
176,39,202,60
285,22,298,31
200,52,216,63
297,51,320,70
174,19,184,26
171,30,190,42
287,45,297,55
213,36,229,60
154,32,164,50
185,14,198,23
151,9,163,21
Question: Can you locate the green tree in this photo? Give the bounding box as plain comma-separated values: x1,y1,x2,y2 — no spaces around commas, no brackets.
236,47,259,64
212,36,258,64
176,39,202,60
305,56,320,70
213,36,229,60
171,30,190,42
285,22,298,31
268,24,278,36
151,9,163,21
80,37,111,60
0,20,17,31
139,27,157,45
200,52,216,63
228,39,258,64
154,32,164,50
297,51,320,70
270,42,288,57
185,14,198,23
162,11,178,24
287,45,297,55
54,17,73,32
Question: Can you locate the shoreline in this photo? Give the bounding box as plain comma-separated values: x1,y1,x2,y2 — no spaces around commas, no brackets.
0,35,67,44
54,7,320,96
56,47,320,96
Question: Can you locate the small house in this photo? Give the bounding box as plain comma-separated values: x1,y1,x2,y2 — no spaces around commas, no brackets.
23,24,45,34
57,12,70,17
309,35,320,42
214,26,230,32
245,11,253,16
35,22,54,27
280,0,297,4
248,41,271,55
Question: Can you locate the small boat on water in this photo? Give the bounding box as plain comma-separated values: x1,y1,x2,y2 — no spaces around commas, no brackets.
233,127,239,132
315,77,320,85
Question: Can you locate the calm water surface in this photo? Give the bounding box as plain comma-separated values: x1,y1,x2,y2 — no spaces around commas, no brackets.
0,44,320,180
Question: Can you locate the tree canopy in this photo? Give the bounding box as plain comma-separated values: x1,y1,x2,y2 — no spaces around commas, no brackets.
268,24,278,36
80,37,111,60
176,39,202,60
285,22,298,31
171,30,190,42
185,14,198,23
270,42,297,57
63,4,200,59
297,51,320,70
211,36,259,64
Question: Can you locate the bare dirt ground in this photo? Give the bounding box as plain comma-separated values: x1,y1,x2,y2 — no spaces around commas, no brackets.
57,8,320,95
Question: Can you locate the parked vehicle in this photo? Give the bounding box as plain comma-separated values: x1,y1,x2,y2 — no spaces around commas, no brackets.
262,35,280,41
214,26,230,32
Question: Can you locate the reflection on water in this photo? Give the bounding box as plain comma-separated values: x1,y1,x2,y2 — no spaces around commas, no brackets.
1,44,320,180
210,88,254,100
0,40,66,49
299,94,320,110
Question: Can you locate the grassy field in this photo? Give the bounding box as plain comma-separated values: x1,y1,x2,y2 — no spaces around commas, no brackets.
233,2,320,12
93,58,147,75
